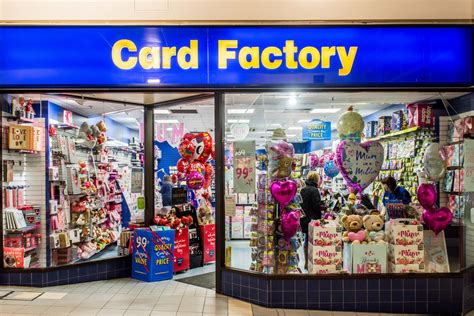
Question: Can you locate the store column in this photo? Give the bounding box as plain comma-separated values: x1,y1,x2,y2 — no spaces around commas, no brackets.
144,106,155,226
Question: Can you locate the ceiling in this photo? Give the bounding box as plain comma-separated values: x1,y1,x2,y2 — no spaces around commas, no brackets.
11,92,467,144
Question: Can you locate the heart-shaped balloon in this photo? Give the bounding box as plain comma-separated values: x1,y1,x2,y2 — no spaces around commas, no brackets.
324,160,339,178
336,140,384,193
423,143,446,181
186,171,205,190
348,230,366,242
270,180,297,208
281,210,301,240
422,207,453,235
178,139,195,161
191,132,213,163
417,183,437,210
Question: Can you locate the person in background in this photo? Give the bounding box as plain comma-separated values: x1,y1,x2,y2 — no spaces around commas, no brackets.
160,175,173,207
381,176,412,205
300,171,322,270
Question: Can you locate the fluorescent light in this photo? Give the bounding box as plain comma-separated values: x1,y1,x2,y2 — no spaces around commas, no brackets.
269,123,281,127
147,79,161,84
155,119,179,123
288,97,297,106
227,119,250,124
310,108,341,114
297,119,311,124
227,109,254,114
286,134,296,137
166,128,173,131
154,109,170,114
288,127,303,130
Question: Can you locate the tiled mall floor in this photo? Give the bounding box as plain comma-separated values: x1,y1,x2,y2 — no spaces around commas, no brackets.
0,276,457,316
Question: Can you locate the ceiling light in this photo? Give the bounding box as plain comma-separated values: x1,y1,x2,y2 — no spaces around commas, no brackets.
237,119,250,123
286,134,296,137
228,109,255,114
147,79,161,84
310,108,341,114
166,128,173,131
288,127,303,130
155,119,179,123
269,123,281,127
227,119,238,123
227,119,250,124
288,97,297,106
297,119,311,124
154,109,171,114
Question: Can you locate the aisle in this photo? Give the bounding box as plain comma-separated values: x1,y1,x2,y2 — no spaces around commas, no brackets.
0,277,432,316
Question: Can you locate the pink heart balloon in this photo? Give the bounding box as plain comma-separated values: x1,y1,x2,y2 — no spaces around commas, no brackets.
422,207,453,235
281,211,301,240
417,183,437,210
348,230,366,242
270,180,297,207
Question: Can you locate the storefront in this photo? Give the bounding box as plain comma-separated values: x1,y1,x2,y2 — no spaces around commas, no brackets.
0,25,473,314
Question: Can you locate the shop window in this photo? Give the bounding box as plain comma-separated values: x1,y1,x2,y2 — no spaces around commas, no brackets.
1,94,145,268
223,92,472,275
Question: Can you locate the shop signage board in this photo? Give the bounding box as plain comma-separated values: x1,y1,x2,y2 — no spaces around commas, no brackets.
171,187,188,205
173,227,190,273
0,26,471,87
200,224,216,264
131,228,175,282
464,139,474,192
233,141,256,194
302,120,331,140
131,167,143,193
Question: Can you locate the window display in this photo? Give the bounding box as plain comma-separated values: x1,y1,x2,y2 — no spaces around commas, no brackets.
2,94,145,268
224,92,472,275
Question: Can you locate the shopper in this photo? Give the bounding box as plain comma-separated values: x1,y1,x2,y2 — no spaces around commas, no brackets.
381,176,412,205
300,171,322,270
160,175,173,207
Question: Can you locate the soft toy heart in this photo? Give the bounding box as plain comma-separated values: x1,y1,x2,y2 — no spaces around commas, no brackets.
281,211,301,240
270,180,297,207
422,207,453,235
336,140,384,193
348,230,366,242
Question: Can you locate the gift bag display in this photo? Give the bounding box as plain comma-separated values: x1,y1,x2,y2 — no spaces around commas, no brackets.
199,224,216,264
132,228,175,282
174,227,190,272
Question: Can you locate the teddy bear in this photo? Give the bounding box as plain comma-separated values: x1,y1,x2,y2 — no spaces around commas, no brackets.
197,201,213,225
341,214,366,244
363,213,385,244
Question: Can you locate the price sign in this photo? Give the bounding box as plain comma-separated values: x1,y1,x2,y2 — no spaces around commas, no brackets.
63,110,73,125
464,139,474,192
233,141,256,193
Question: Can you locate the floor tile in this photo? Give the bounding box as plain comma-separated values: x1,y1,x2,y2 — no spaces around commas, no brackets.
2,292,42,301
150,312,176,316
0,290,11,298
176,313,203,316
69,307,101,316
284,310,309,316
123,310,152,316
40,305,75,315
153,303,180,312
178,303,204,313
308,312,333,316
203,304,228,314
96,309,126,316
37,292,67,300
0,304,23,313
15,305,50,314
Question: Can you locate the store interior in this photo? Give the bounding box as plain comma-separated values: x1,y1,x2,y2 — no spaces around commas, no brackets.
1,91,472,283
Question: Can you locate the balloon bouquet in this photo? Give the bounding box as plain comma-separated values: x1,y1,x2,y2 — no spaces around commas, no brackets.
267,134,302,274
176,132,215,210
416,143,451,235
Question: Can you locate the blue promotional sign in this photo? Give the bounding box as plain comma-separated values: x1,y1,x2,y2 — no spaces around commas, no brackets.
131,228,175,282
0,26,471,87
302,120,332,140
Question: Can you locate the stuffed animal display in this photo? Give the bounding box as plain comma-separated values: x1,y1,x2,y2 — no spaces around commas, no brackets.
363,213,386,244
341,214,366,244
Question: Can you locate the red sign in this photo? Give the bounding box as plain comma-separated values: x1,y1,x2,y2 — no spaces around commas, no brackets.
200,224,216,264
173,227,190,272
3,247,25,268
63,110,73,125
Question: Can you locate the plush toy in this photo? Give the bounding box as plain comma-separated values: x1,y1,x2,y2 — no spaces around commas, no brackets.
341,214,366,244
197,202,213,225
25,98,35,119
363,213,385,244
77,122,96,148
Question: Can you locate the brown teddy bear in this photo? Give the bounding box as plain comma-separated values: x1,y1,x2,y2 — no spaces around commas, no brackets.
341,214,366,244
363,213,385,244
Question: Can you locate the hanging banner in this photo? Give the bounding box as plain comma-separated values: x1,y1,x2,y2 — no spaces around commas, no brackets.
233,141,256,194
464,139,474,192
302,120,331,140
155,123,185,148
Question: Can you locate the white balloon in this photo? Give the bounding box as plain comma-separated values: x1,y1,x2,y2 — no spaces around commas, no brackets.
423,143,446,181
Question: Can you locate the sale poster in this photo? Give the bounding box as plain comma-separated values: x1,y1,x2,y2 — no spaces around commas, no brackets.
464,139,474,192
233,141,256,193
174,227,190,272
200,224,216,264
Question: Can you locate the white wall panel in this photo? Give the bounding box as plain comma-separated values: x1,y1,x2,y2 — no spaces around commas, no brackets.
0,0,472,22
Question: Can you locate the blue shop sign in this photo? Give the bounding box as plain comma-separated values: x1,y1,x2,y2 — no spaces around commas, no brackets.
302,120,331,140
0,26,471,87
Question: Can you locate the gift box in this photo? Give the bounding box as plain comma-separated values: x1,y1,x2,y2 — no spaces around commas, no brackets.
378,116,392,135
308,220,342,247
386,219,424,245
388,244,424,265
307,262,343,274
365,121,379,138
388,262,424,273
406,103,434,128
308,245,342,266
8,125,45,151
343,243,387,274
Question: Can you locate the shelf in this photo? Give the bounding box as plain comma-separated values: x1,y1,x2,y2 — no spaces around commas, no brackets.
5,225,40,234
367,126,424,141
4,115,35,124
52,123,79,130
8,149,40,155
24,246,38,252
